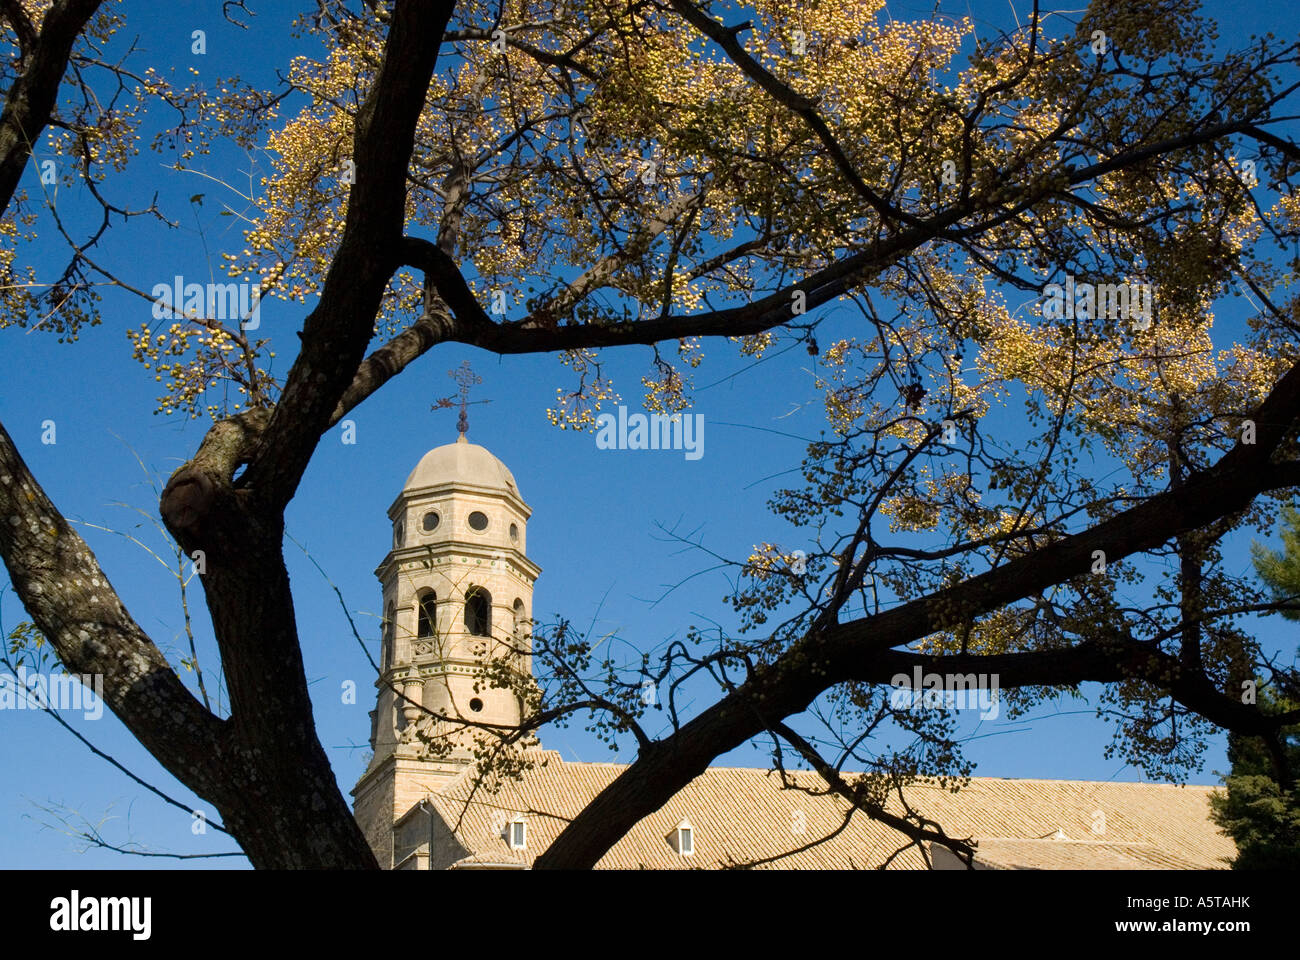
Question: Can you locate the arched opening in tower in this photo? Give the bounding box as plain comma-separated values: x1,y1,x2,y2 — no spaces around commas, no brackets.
512,598,525,640
417,590,437,639
465,587,492,637
382,603,395,669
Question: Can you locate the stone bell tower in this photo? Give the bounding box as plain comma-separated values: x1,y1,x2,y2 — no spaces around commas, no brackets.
352,415,541,867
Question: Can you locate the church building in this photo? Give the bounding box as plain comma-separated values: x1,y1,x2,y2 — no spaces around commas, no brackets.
352,432,1236,870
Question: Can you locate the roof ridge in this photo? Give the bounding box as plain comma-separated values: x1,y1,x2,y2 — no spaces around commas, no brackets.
976,836,1162,846
522,756,1222,789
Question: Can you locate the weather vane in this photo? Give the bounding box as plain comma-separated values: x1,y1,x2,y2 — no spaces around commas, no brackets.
433,360,488,436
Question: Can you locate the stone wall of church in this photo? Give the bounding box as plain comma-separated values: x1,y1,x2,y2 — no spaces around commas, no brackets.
353,754,459,867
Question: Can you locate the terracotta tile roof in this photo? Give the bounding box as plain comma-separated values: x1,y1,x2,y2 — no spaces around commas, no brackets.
418,751,1234,869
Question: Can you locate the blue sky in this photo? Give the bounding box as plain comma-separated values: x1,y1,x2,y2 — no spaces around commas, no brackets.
1,0,1296,868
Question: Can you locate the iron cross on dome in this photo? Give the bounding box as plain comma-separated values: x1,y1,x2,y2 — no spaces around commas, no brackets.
449,359,481,436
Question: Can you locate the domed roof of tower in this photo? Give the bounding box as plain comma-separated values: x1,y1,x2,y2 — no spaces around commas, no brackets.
403,435,521,496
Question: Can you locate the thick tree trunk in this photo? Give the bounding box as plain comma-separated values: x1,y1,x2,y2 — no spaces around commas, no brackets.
1,416,378,868
210,732,378,869
155,412,379,868
195,546,379,869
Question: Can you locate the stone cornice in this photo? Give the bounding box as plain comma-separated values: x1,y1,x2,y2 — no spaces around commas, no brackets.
388,481,532,521
375,544,542,584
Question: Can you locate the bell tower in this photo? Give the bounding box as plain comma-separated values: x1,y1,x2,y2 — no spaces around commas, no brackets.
353,423,541,867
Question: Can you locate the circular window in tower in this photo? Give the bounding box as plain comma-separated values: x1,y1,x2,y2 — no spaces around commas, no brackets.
469,697,484,712
509,523,519,542
393,520,404,548
422,511,440,532
468,511,489,531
